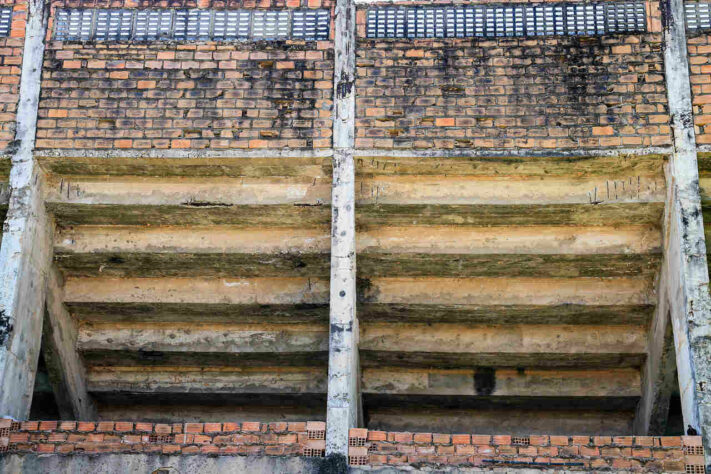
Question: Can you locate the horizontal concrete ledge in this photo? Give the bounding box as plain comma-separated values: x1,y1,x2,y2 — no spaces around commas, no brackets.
64,277,329,305
359,351,646,369
358,303,654,325
360,323,646,355
353,146,673,158
355,154,666,177
358,277,653,305
77,323,329,353
87,367,327,394
55,252,660,279
81,350,329,368
56,225,660,255
67,302,329,324
39,156,332,177
35,148,334,159
48,203,331,227
362,367,641,397
54,227,331,255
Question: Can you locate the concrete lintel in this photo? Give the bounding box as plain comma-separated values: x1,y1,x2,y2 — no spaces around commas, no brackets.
42,266,96,420
660,0,711,465
0,0,50,419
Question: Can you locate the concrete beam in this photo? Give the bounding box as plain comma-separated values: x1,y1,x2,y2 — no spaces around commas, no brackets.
327,0,360,458
55,224,659,256
44,176,331,206
76,322,329,355
86,367,327,394
359,323,647,361
661,0,711,464
63,277,329,305
362,367,641,398
358,276,653,306
0,0,50,419
358,225,661,255
42,267,96,420
355,176,664,205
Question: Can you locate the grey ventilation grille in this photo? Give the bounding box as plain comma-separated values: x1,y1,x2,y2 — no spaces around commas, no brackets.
365,2,646,38
686,2,711,30
53,8,330,41
0,8,13,38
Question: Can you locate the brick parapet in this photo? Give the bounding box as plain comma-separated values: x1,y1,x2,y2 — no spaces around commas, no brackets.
354,33,671,151
348,428,705,471
0,418,327,456
37,39,334,150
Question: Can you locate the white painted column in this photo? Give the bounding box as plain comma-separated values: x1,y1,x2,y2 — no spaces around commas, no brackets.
0,0,51,419
660,0,711,464
326,0,360,458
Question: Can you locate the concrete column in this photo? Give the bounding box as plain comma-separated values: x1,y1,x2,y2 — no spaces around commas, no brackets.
660,0,711,465
0,0,50,419
326,0,360,459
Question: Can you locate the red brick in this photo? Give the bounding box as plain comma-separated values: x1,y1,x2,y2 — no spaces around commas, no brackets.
242,422,261,432
77,422,95,432
452,435,470,445
413,433,432,443
154,424,172,435
184,423,203,434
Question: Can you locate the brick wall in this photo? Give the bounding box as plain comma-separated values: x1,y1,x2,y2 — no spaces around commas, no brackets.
355,11,670,150
0,418,327,456
0,0,25,152
347,428,705,472
37,0,334,151
689,33,711,146
0,419,705,471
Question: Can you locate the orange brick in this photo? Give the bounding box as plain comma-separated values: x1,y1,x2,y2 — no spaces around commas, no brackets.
184,423,204,433
435,118,455,127
137,80,156,89
170,139,191,149
63,60,81,69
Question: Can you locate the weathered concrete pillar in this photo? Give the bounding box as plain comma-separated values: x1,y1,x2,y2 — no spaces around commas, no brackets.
0,0,50,419
326,0,360,459
660,0,711,465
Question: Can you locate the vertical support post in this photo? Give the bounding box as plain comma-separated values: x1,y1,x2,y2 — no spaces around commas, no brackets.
0,0,50,419
661,0,711,465
326,0,359,459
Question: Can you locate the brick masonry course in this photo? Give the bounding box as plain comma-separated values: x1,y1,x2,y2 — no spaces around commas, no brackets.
348,428,705,472
355,25,671,150
37,39,334,150
0,418,327,457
